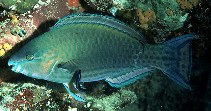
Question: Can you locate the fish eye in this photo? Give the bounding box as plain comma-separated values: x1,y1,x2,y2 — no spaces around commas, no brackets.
26,54,34,61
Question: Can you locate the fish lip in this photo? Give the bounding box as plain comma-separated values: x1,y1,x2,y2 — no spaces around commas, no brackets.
8,60,25,73
8,60,16,71
8,59,14,66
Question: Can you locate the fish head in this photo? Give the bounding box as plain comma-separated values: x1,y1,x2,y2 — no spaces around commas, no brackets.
8,43,57,79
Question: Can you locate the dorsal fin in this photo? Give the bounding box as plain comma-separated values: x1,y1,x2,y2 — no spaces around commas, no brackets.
51,13,146,42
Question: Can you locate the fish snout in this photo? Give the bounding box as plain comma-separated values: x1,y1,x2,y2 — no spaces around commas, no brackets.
8,60,16,72
8,59,17,67
8,60,23,73
8,59,14,66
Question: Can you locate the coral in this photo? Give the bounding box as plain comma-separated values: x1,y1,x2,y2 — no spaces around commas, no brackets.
0,0,76,57
0,82,89,110
111,0,132,10
0,0,39,13
0,83,49,110
136,0,189,33
0,48,5,56
84,0,133,15
10,26,27,37
86,89,137,111
84,0,190,36
0,43,12,57
11,15,18,24
83,0,113,13
3,43,12,50
67,0,79,8
0,12,34,55
5,88,34,110
32,0,70,26
136,9,156,29
177,0,200,9
67,0,85,12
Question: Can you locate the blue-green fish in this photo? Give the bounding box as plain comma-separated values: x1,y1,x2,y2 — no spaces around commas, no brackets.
8,13,193,102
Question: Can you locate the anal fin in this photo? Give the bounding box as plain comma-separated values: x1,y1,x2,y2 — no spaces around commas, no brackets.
105,67,154,88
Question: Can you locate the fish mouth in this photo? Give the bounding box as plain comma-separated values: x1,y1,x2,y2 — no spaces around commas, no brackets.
8,60,15,69
8,59,14,66
8,60,24,73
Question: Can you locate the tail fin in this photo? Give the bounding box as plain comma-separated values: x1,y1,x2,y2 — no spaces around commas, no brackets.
161,34,194,90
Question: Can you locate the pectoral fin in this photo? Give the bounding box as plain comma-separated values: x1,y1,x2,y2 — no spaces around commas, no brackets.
63,83,86,102
73,70,86,92
63,70,86,102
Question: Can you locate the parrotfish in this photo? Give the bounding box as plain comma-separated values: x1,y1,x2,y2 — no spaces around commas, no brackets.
8,13,193,102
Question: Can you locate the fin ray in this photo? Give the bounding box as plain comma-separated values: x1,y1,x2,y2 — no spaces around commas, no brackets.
160,34,194,89
106,67,154,88
51,13,146,42
63,83,86,102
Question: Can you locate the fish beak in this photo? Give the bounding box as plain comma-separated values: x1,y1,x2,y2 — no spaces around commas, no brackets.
8,60,13,66
8,59,15,67
8,60,16,72
8,60,25,73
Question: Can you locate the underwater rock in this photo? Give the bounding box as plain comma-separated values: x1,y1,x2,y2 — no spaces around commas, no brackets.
0,82,52,110
0,80,137,110
136,9,156,29
0,68,17,82
31,0,71,27
177,0,200,9
0,0,39,13
0,43,12,57
84,0,199,35
136,0,190,32
0,0,72,58
10,26,27,37
86,89,137,111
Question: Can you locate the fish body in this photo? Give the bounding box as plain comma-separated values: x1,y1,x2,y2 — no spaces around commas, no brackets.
8,14,193,102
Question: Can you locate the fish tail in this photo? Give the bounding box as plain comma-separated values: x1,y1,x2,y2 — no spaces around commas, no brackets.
159,34,194,90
